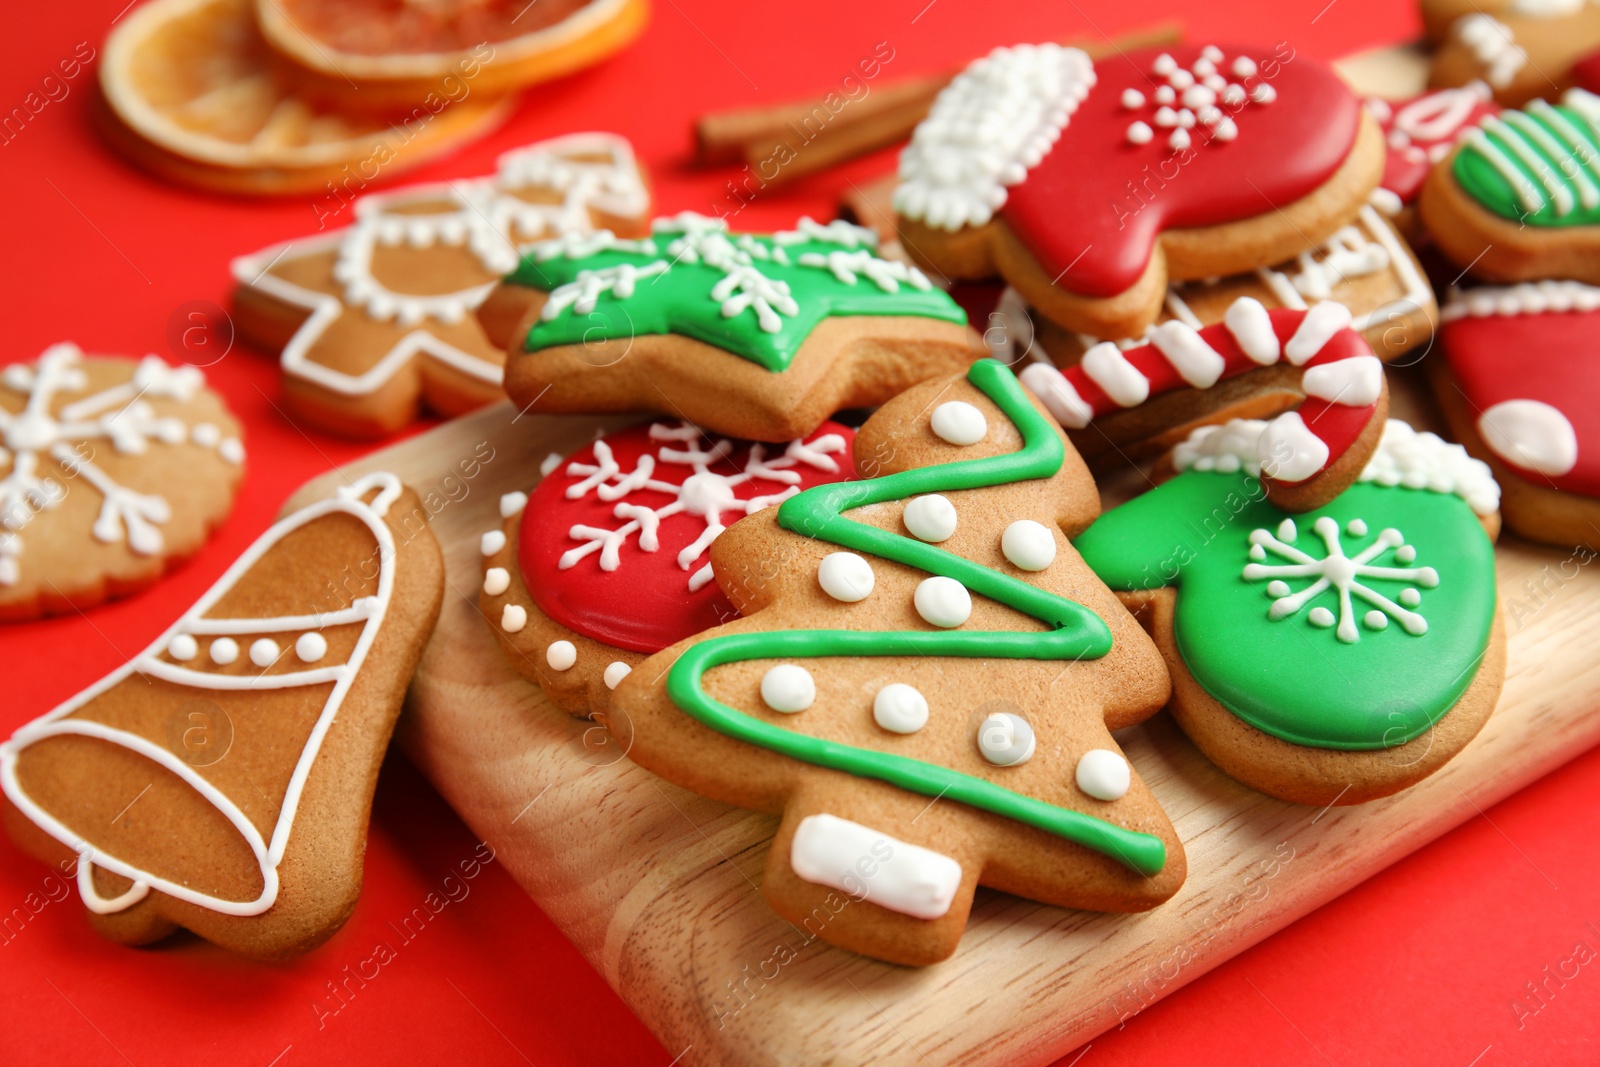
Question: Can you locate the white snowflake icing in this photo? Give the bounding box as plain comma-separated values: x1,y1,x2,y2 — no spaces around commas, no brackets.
559,421,848,590
0,344,242,586
1243,515,1438,644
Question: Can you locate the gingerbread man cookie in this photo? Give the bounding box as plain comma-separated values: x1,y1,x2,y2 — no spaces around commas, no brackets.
1435,281,1600,547
481,420,857,714
482,213,983,442
1020,297,1390,512
1,473,443,958
1,344,244,621
894,43,1385,340
1425,1,1600,106
607,360,1182,966
1075,419,1505,806
232,133,650,438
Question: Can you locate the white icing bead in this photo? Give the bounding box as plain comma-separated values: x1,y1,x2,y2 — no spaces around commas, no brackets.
481,530,507,555
296,632,328,662
219,438,245,464
1251,82,1277,104
501,604,527,633
978,712,1035,766
1076,749,1132,801
604,661,632,689
483,567,511,596
1278,518,1297,542
500,491,528,518
1121,88,1145,109
1177,108,1197,128
1152,53,1177,75
168,634,198,661
1309,607,1336,628
1396,545,1418,564
1348,519,1369,537
1127,121,1154,145
1267,580,1291,598
190,423,221,447
1154,106,1180,127
1222,84,1247,108
1169,128,1192,152
210,637,239,665
761,664,815,713
1168,68,1196,90
914,576,971,628
1201,45,1224,63
249,638,280,668
930,401,987,445
546,640,577,671
1399,588,1422,607
1154,85,1176,105
873,683,930,734
1001,519,1056,571
817,551,875,602
1232,56,1257,78
1364,610,1389,631
903,494,958,542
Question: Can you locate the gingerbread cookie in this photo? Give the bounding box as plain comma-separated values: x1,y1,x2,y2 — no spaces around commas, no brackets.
1,344,244,621
1075,418,1505,806
1426,2,1600,106
893,43,1385,340
232,133,650,438
1367,83,1500,235
1020,298,1390,512
1419,89,1600,281
0,472,443,959
1435,281,1600,547
482,213,983,442
990,205,1435,367
481,420,857,714
607,360,1182,966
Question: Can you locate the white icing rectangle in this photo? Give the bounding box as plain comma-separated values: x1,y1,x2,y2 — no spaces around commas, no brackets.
789,813,962,921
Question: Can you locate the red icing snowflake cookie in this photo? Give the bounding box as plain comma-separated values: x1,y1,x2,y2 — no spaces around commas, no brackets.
481,420,857,714
894,43,1385,340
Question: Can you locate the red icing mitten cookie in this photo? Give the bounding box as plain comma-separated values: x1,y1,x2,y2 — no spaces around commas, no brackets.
0,473,443,958
481,420,857,715
1020,298,1389,512
894,43,1385,340
1435,281,1600,547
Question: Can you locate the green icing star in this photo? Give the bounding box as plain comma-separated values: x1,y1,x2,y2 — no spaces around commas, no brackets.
504,213,967,371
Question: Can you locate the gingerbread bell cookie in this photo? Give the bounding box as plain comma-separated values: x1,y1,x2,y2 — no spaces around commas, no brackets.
233,133,650,438
1419,89,1600,282
1,344,244,621
894,43,1385,340
481,420,857,714
1425,0,1600,106
1435,281,1600,547
1020,297,1390,512
1076,419,1505,806
482,213,982,441
1,472,443,959
608,360,1182,966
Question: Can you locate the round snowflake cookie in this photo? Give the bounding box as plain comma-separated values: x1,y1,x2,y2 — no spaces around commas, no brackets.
480,419,857,715
0,344,245,620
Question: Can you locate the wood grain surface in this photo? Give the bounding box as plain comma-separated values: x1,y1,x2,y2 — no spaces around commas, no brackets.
287,44,1600,1067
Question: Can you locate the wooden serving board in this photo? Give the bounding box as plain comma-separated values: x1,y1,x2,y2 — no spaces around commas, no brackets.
288,44,1600,1067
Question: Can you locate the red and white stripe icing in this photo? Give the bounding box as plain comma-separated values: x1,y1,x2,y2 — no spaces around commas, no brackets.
1020,297,1384,485
1439,282,1598,496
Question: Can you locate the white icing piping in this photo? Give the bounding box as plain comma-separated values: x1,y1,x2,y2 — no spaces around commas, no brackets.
1440,279,1600,320
1455,14,1528,89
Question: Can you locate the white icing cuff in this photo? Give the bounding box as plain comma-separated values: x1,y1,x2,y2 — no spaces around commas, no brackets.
789,813,963,921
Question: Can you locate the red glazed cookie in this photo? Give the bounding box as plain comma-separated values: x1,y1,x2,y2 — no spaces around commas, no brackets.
1,343,244,621
894,43,1385,340
481,420,857,714
0,473,443,958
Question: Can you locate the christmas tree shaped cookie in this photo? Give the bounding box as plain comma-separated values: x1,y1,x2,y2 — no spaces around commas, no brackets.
1074,419,1506,806
608,360,1181,966
483,213,984,442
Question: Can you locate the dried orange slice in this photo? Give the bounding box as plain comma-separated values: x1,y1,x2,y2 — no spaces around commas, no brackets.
99,0,514,195
256,0,649,108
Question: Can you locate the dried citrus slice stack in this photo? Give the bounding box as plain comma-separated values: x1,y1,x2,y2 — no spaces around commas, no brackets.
99,0,516,195
255,0,649,108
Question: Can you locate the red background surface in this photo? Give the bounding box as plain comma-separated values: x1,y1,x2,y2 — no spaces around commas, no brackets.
4,1,1600,1064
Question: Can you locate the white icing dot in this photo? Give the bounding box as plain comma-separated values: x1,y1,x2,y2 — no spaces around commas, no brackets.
1232,56,1257,78
168,634,198,661
1395,545,1417,564
1277,518,1297,542
1308,607,1336,628
1168,68,1196,90
1152,53,1177,75
1001,520,1056,571
903,494,958,542
296,632,328,662
1154,85,1176,105
1076,749,1132,801
761,664,815,713
500,492,528,518
547,640,577,671
190,423,220,447
481,530,507,556
1169,128,1191,152
249,638,280,668
210,637,239,665
1176,107,1197,128
1399,588,1422,608
604,661,632,689
1364,610,1389,631
1266,580,1291,598
219,438,244,464
1121,88,1145,109
1155,106,1180,127
1347,519,1369,537
501,604,527,633
873,683,930,734
915,576,971,628
1201,45,1224,63
539,452,563,477
1183,85,1216,110
818,551,875,602
1213,117,1239,141
483,567,511,596
930,401,987,446
1127,121,1154,145
1249,544,1266,561
978,712,1035,766
1251,82,1277,104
